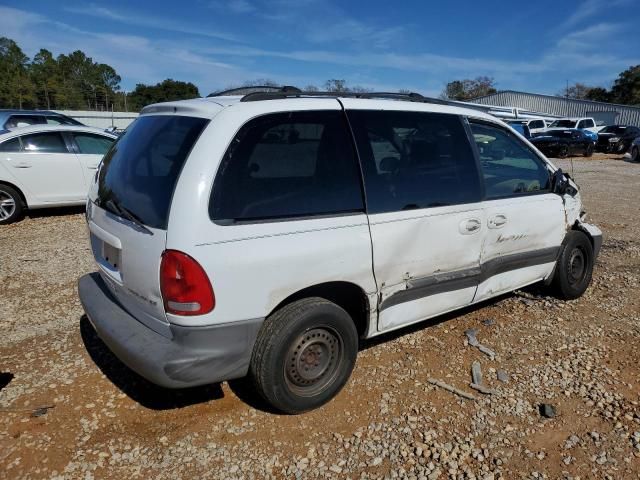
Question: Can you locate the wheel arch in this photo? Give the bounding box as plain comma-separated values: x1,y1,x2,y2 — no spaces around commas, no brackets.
0,180,27,207
268,281,371,338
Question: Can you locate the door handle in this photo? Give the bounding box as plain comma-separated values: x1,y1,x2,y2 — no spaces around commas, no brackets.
488,214,507,228
460,218,481,235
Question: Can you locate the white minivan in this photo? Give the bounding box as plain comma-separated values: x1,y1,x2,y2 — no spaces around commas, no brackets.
78,89,602,413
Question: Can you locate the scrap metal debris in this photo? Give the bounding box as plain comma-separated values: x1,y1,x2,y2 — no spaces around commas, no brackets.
464,329,496,360
427,378,476,401
469,361,497,395
0,404,55,417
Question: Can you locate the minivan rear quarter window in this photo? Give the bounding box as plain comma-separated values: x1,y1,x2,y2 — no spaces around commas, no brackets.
210,111,364,223
97,115,209,229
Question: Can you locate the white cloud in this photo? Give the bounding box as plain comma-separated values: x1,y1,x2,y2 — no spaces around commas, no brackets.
64,4,240,42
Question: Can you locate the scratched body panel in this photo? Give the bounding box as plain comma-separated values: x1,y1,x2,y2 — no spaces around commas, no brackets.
369,202,485,331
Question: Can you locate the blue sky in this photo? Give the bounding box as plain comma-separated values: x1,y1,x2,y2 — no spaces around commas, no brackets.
0,0,638,97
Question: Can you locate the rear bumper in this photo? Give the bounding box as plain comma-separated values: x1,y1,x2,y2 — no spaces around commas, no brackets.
78,273,263,388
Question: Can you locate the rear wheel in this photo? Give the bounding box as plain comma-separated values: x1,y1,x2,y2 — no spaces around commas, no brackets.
249,297,358,414
584,143,594,157
549,231,594,300
558,145,569,158
0,184,23,225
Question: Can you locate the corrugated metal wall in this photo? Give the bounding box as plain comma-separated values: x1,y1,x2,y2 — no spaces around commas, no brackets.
472,91,640,127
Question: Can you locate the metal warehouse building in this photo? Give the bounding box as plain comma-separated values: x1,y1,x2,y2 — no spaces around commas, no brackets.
471,90,640,127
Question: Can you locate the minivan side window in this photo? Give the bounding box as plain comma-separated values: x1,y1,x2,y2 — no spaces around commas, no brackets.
348,110,481,213
21,132,69,153
211,111,364,223
470,122,550,199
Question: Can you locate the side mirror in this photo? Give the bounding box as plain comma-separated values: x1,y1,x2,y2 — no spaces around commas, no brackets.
552,168,577,196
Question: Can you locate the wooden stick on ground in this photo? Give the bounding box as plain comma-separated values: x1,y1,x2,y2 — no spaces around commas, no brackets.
427,378,476,401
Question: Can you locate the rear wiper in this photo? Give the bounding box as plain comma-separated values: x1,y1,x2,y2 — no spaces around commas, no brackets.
105,199,153,235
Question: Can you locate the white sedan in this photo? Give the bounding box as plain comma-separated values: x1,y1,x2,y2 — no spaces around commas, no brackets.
0,125,118,224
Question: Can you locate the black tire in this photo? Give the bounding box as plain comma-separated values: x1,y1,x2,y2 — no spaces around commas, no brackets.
0,184,24,225
558,145,569,158
632,146,640,162
249,297,358,414
584,143,594,157
550,231,594,300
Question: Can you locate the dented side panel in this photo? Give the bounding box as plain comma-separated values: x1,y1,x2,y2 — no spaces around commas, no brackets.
370,203,485,332
474,193,565,301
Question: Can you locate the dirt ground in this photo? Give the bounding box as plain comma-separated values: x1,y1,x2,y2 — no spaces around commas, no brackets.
1,152,639,480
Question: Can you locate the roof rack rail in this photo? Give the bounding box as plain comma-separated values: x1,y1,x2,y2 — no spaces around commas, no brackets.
238,90,482,111
208,85,301,98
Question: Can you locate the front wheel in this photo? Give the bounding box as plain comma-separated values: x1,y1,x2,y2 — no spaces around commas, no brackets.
0,184,23,225
632,146,640,162
558,145,569,158
584,143,594,157
249,297,358,414
549,231,594,300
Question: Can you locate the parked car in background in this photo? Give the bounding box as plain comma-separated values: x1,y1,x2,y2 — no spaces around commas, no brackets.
78,92,601,414
0,109,84,129
508,121,531,138
630,137,640,162
547,117,600,141
0,125,117,224
530,129,594,158
509,118,548,135
595,125,640,154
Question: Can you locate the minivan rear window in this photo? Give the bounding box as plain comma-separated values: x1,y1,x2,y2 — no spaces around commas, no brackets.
97,115,208,229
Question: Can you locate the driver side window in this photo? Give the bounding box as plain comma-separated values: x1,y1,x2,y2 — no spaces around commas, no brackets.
470,122,550,199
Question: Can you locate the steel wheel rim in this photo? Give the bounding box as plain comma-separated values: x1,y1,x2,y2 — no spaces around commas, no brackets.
0,191,16,221
285,327,343,397
568,247,586,285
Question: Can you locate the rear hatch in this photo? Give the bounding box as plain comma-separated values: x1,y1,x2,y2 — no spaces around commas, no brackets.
86,114,209,337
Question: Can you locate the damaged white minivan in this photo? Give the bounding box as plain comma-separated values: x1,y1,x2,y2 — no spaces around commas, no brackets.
78,89,602,413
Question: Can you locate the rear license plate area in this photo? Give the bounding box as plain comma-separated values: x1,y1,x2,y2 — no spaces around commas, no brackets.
102,242,121,271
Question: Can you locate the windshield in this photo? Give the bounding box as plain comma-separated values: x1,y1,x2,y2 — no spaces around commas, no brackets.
601,126,626,134
549,120,576,128
97,115,209,229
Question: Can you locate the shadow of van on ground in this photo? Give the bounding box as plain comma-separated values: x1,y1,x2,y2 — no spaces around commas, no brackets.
80,316,224,410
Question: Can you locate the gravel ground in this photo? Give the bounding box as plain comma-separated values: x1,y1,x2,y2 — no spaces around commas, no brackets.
1,153,639,480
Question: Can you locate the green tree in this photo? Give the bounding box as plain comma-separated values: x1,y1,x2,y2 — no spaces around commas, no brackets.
441,76,497,101
585,87,611,103
128,79,200,111
0,37,36,108
609,65,640,105
30,49,59,109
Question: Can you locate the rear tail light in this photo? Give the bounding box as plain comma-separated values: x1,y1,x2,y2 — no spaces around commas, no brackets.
160,250,215,316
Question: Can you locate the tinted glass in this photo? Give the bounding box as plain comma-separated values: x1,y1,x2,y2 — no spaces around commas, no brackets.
211,111,363,222
5,115,45,128
97,115,208,229
471,122,550,199
602,126,626,134
0,137,21,152
550,120,576,128
348,110,481,213
73,133,114,155
584,119,595,128
21,132,68,153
